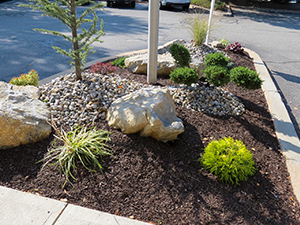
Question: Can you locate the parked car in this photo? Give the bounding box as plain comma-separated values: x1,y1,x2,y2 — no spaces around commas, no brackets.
107,0,136,8
159,0,190,11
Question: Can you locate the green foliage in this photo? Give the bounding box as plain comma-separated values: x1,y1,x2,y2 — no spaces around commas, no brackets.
219,38,229,47
230,66,263,90
111,56,127,68
204,65,230,87
9,70,39,87
169,43,191,68
199,137,256,186
204,52,230,67
20,0,105,80
191,0,227,11
187,15,209,46
39,125,111,188
170,67,198,86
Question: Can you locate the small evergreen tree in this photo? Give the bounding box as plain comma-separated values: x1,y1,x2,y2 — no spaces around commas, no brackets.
20,0,105,80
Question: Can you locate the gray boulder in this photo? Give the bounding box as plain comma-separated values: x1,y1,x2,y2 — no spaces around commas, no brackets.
0,82,52,149
125,53,176,76
106,87,184,142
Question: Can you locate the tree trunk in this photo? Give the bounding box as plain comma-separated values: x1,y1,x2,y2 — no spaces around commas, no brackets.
70,0,82,80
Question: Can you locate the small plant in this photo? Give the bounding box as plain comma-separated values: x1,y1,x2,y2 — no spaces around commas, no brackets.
9,70,39,87
111,56,127,68
170,67,198,86
199,137,256,186
187,15,209,46
40,125,112,188
90,62,118,75
204,65,230,87
225,42,244,54
219,38,229,47
230,66,263,90
169,43,191,68
204,52,230,67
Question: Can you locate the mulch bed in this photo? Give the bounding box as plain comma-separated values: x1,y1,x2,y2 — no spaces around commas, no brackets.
1,51,300,225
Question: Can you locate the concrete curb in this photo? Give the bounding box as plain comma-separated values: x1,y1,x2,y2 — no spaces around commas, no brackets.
246,48,300,203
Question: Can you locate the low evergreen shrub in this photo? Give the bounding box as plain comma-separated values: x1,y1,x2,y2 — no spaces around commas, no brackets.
170,67,198,86
204,65,230,87
169,43,191,68
204,52,230,67
199,137,256,186
230,66,263,90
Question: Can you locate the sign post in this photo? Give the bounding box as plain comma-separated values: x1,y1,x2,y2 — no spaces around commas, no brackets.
205,0,215,45
147,0,160,84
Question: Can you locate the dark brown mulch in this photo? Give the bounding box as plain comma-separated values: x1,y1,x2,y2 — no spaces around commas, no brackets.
1,51,300,225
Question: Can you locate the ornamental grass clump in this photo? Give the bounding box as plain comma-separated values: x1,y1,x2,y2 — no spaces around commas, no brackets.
9,70,39,87
230,66,263,90
170,67,198,86
187,15,209,46
169,43,191,68
40,125,112,188
199,137,256,186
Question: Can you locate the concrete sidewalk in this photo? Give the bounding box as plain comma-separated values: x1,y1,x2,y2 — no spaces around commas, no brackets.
1,48,300,225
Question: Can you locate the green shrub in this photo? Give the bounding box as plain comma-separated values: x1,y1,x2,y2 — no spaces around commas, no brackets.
204,65,230,87
187,15,209,46
204,52,230,67
230,66,263,90
170,67,198,86
9,70,39,87
111,56,127,68
169,43,191,68
199,137,256,186
191,0,227,11
40,125,111,188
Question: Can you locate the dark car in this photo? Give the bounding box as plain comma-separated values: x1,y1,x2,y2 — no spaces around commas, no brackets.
107,0,136,8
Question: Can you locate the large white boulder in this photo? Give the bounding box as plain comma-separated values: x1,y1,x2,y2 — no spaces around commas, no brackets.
125,53,176,76
0,82,52,149
106,87,184,142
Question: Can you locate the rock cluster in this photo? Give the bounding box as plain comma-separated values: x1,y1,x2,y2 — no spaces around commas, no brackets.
39,71,245,127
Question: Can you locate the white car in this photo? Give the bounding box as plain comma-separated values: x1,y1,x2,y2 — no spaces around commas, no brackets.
159,0,190,11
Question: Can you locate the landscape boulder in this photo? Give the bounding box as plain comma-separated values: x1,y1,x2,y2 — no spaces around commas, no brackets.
125,53,176,76
106,87,184,142
0,82,52,149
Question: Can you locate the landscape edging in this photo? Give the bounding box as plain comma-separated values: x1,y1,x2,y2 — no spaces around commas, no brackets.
246,48,300,204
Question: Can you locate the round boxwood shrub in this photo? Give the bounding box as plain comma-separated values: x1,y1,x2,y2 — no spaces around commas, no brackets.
204,65,230,87
230,66,263,90
169,67,198,86
204,52,230,67
199,137,256,186
169,43,191,68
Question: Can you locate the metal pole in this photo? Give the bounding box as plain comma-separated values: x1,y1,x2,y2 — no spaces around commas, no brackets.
205,0,215,45
147,0,159,84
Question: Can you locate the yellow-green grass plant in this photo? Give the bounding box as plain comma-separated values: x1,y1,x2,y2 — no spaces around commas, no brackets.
40,124,112,188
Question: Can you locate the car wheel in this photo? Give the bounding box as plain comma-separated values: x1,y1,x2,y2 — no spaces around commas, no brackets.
107,1,112,7
182,3,189,11
159,1,165,10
